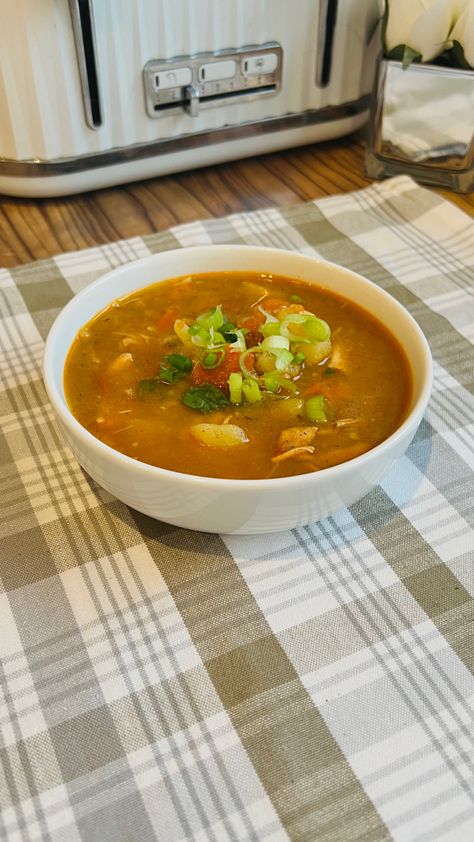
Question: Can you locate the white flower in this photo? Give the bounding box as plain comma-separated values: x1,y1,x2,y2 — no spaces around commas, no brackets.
450,0,474,65
384,0,465,62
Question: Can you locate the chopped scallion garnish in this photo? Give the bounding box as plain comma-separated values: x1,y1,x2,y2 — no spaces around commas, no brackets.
201,349,225,369
229,372,243,404
242,377,262,404
306,395,327,422
261,335,290,351
261,322,280,338
280,313,331,345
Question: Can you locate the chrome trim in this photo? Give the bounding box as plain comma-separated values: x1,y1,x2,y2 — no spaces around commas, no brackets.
68,0,103,129
143,43,283,118
185,84,201,118
0,96,370,178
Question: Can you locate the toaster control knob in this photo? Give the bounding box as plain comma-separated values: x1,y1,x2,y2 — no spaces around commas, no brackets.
242,53,278,77
185,84,200,117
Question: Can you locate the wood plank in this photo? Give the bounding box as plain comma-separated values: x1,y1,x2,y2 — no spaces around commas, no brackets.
0,133,472,269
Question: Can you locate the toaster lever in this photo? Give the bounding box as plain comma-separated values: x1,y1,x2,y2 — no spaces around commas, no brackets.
185,84,200,117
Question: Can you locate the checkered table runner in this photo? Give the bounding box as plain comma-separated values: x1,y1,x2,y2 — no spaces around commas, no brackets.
1,175,473,842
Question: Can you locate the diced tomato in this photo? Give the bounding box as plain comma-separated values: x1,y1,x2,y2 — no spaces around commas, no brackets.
240,311,265,332
157,306,180,333
191,347,244,390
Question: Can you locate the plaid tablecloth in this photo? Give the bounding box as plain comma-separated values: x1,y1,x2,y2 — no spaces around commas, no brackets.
1,175,473,842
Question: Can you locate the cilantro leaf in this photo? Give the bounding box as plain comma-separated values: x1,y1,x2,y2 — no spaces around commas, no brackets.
181,384,229,414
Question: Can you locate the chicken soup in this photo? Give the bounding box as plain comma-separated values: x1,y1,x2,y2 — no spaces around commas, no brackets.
64,272,412,479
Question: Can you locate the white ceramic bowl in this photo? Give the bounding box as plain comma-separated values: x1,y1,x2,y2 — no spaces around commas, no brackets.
43,245,432,534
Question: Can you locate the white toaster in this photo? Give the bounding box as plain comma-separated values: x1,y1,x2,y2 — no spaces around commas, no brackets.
0,0,381,197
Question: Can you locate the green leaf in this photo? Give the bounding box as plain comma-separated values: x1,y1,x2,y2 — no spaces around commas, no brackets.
385,44,406,62
165,354,193,373
158,353,193,383
136,378,164,400
450,40,473,70
181,384,229,413
402,45,422,70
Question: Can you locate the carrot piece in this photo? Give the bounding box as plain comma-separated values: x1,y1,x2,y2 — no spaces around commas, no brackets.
304,379,348,400
157,307,180,333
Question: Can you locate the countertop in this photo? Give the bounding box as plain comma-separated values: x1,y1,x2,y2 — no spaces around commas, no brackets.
1,130,473,269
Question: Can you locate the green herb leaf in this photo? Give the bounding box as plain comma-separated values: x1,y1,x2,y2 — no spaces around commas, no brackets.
165,353,193,373
182,384,229,413
221,321,236,334
158,353,193,384
402,45,422,70
136,378,163,400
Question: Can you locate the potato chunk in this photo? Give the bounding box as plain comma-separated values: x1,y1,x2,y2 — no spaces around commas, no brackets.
190,423,249,448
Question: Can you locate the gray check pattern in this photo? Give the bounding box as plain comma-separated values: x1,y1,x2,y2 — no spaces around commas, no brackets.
1,176,473,841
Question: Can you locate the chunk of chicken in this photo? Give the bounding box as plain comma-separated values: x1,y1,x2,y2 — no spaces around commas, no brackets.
271,446,315,463
276,427,318,455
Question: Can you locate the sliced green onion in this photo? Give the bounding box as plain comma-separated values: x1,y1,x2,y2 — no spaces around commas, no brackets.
242,377,262,404
262,372,298,393
293,352,306,365
261,335,290,351
273,348,294,371
280,313,331,345
278,377,298,393
229,372,243,404
306,395,327,422
261,322,280,338
263,372,280,393
196,305,225,331
202,349,226,370
239,348,257,378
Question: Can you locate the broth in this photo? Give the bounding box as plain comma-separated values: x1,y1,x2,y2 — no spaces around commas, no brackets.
64,272,412,479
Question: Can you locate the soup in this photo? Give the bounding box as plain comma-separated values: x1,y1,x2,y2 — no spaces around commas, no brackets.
64,272,412,480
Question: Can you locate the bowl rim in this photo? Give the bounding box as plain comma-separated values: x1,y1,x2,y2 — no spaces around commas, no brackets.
43,244,433,489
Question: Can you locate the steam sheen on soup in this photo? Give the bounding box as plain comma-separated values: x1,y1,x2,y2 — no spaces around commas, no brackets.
64,272,412,479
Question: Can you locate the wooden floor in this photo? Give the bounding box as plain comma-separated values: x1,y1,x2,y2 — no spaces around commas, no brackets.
1,131,473,269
